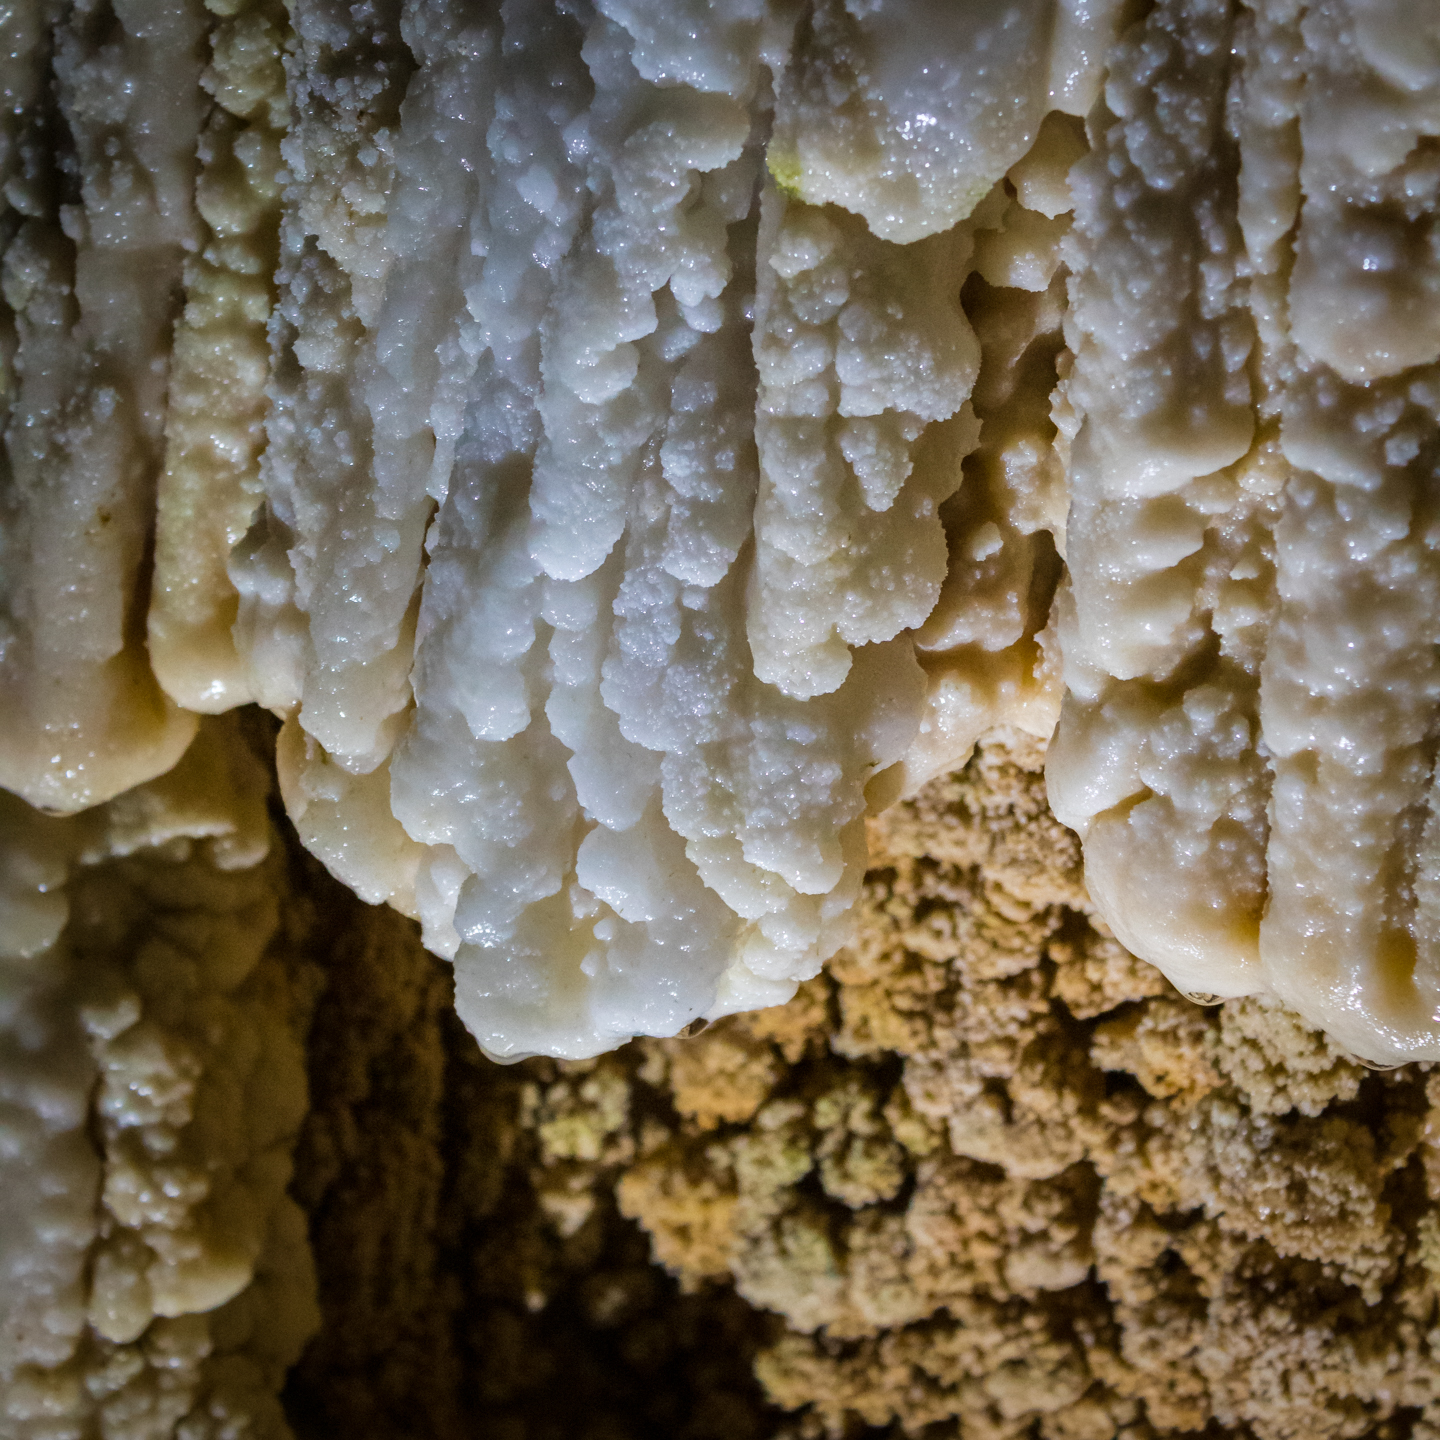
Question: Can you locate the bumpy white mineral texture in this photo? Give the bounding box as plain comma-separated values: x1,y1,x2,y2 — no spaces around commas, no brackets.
1046,0,1440,1066
3,0,1440,1071
1,719,317,1440
236,0,1106,1059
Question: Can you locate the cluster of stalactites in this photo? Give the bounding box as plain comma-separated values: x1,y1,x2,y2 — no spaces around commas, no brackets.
4,0,1440,1067
1046,0,1440,1067
0,0,1098,1060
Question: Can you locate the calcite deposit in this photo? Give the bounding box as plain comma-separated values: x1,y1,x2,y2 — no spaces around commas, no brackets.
0,0,1434,1065
1045,0,1440,1067
247,0,1101,1061
1,718,318,1440
6,0,1440,1434
6,0,1438,1068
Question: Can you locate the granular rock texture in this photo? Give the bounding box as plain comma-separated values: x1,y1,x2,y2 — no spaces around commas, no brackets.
281,729,1440,1440
279,847,780,1440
